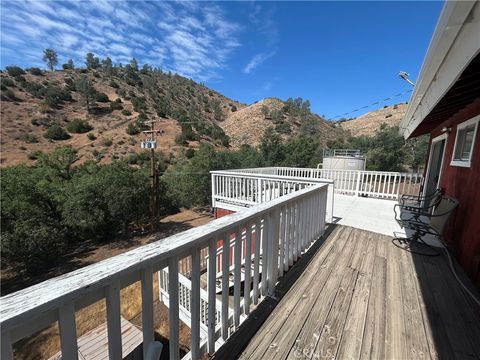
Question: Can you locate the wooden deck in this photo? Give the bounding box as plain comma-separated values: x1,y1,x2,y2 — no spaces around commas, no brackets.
225,225,480,360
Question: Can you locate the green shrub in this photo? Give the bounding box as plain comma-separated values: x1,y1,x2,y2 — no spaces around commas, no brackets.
131,96,146,112
28,67,43,75
126,123,140,135
44,86,72,107
87,133,96,141
109,80,119,88
14,76,26,85
1,88,16,100
22,81,44,97
185,148,195,158
175,133,187,145
102,138,113,147
95,92,109,102
275,122,292,134
27,150,42,160
122,109,132,116
66,119,93,133
5,66,25,77
1,78,15,87
110,101,123,110
44,124,70,140
21,134,38,143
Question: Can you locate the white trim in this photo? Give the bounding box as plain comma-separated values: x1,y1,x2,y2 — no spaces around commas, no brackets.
423,133,448,196
450,115,480,168
400,1,480,138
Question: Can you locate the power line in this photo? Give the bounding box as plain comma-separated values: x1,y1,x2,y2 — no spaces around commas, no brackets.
328,89,412,120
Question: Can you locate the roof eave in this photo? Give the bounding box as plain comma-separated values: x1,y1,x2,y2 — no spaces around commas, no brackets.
400,1,479,139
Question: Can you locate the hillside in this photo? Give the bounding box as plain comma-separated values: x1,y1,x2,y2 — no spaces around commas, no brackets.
222,98,345,149
0,66,347,167
339,103,407,137
0,66,244,167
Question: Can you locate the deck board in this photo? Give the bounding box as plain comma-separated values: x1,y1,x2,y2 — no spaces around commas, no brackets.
232,225,480,360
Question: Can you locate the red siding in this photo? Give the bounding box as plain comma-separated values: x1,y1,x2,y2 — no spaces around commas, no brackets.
426,99,480,287
214,208,236,219
214,207,257,273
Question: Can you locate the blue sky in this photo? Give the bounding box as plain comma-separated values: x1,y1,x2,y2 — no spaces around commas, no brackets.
0,1,443,119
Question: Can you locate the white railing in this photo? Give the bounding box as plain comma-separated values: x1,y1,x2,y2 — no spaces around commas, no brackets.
158,269,224,339
211,170,334,223
0,183,329,360
218,167,423,200
322,149,362,157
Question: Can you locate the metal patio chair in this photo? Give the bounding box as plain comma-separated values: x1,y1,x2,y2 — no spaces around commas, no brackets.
393,195,458,256
399,187,443,207
394,188,443,223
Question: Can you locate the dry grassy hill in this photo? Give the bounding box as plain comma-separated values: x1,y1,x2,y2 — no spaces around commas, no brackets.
1,67,347,167
222,98,345,148
340,103,407,137
0,67,244,167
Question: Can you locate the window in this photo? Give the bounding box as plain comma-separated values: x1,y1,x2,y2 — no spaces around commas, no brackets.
451,115,479,167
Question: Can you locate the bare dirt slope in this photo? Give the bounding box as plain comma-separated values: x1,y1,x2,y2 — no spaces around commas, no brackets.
222,98,345,148
340,103,407,137
1,68,243,167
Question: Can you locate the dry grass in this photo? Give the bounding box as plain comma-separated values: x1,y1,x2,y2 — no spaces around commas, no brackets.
14,277,193,359
340,103,407,137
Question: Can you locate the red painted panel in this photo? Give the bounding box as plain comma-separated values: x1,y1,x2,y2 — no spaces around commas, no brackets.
425,99,480,287
213,207,257,273
214,208,236,219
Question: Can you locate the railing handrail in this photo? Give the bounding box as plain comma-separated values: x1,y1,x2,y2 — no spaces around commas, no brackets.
210,170,335,184
215,167,422,177
0,183,328,331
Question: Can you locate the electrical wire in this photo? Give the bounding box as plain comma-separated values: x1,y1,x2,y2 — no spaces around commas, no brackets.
328,89,413,120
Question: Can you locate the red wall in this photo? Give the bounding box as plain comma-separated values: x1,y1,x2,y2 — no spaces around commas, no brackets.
214,208,236,219
214,207,258,273
426,100,480,287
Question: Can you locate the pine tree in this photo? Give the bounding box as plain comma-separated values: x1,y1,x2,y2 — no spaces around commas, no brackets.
42,48,58,71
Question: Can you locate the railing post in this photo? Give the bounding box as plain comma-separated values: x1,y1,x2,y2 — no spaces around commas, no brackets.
267,209,280,296
168,257,180,360
106,281,122,360
191,248,201,359
355,170,361,197
211,173,216,209
141,267,154,359
58,303,79,360
207,239,217,354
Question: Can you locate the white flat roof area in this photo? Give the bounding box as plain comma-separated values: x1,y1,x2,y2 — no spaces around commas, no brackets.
333,194,405,237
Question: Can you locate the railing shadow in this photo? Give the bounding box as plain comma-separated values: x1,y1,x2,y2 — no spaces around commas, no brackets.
402,240,480,358
212,223,339,360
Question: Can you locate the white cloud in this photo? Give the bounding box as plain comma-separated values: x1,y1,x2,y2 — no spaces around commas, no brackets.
243,51,276,74
0,0,241,81
243,3,279,75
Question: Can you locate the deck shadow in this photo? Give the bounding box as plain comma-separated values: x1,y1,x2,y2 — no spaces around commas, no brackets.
405,242,480,359
212,224,338,360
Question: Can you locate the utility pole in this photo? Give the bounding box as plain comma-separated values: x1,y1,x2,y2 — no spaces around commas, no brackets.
141,120,162,231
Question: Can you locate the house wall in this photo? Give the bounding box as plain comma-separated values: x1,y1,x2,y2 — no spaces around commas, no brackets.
426,100,480,287
214,208,236,219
